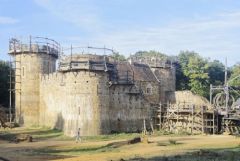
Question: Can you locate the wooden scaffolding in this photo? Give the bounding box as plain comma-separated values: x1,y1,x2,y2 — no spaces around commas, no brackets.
154,102,218,134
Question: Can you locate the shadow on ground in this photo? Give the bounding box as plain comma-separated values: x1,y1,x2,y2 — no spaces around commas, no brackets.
0,128,66,142
125,147,240,161
33,140,135,156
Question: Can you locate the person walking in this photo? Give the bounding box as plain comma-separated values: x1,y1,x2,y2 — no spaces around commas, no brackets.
75,128,81,143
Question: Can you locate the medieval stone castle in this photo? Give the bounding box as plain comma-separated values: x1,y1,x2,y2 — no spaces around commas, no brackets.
7,36,240,136
8,36,175,136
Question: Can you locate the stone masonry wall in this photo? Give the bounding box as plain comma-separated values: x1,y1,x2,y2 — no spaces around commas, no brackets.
40,71,110,136
152,67,176,103
15,53,56,126
109,85,152,133
39,71,155,136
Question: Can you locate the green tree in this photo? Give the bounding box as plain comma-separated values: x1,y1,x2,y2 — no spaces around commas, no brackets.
208,60,225,85
133,50,167,60
177,51,209,97
176,51,200,90
0,60,10,107
175,61,190,90
111,52,126,61
185,55,209,97
229,63,240,86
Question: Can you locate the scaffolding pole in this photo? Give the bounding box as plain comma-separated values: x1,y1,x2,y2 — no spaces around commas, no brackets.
9,56,12,123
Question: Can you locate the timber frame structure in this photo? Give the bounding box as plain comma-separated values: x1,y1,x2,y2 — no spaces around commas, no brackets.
154,102,218,134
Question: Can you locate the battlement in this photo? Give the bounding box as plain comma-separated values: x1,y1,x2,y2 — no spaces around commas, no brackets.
8,36,60,58
59,46,116,72
128,56,173,68
59,54,115,72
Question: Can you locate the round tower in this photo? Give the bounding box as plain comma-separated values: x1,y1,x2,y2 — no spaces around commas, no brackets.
8,36,60,126
56,48,113,136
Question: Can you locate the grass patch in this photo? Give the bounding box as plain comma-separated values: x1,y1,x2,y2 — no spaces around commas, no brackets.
82,133,141,142
157,139,182,146
0,127,71,141
128,147,240,161
33,143,120,156
154,130,192,136
0,127,141,142
168,139,177,145
30,128,64,140
0,131,16,141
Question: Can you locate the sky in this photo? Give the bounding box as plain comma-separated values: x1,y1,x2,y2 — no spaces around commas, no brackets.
0,0,240,66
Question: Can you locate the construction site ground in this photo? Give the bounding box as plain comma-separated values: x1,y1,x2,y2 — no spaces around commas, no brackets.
0,127,240,161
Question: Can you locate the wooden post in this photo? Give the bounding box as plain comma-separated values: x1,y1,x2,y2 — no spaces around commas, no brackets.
216,111,219,134
29,35,32,52
213,110,215,134
191,105,194,135
177,104,179,133
9,57,12,123
143,119,147,135
150,119,154,134
167,102,169,131
159,102,162,129
202,107,204,134
210,84,213,105
177,104,179,124
70,44,73,70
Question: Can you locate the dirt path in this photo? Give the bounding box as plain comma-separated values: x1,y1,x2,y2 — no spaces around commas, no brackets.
56,135,240,161
0,128,240,161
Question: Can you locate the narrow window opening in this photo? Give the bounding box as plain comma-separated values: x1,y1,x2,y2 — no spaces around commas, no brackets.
22,66,25,77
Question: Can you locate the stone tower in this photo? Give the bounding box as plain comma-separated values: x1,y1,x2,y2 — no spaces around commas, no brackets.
8,36,60,126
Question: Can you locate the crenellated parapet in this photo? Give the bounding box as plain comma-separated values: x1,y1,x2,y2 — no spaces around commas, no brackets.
128,55,173,68
59,54,115,72
9,36,60,58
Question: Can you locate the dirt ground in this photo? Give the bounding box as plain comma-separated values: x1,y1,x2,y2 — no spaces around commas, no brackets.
0,127,240,161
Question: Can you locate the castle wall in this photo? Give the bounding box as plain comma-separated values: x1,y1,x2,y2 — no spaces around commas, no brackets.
13,50,176,136
152,67,176,103
135,81,160,104
108,85,152,133
39,71,155,136
39,71,110,136
15,53,56,126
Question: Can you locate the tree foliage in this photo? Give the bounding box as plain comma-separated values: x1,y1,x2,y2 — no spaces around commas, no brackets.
229,63,240,86
0,60,10,107
133,50,168,60
177,51,210,97
111,52,126,61
208,60,225,85
176,51,196,90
